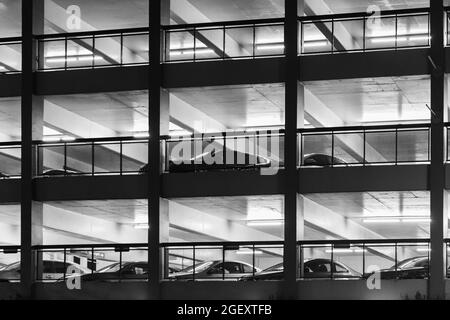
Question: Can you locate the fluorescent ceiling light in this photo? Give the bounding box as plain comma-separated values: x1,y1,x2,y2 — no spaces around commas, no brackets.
325,248,365,254
401,217,430,223
133,132,149,138
236,249,263,255
45,55,104,64
42,135,75,142
170,48,214,56
370,34,429,44
42,136,62,142
247,220,283,227
43,126,62,136
363,216,430,223
256,42,285,51
134,223,149,229
363,218,401,223
169,130,192,137
61,136,76,142
303,40,329,48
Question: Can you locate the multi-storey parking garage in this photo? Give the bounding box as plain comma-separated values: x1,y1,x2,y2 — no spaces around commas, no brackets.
1,0,450,300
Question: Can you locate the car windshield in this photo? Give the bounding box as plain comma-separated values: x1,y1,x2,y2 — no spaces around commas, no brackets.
179,261,214,274
97,262,122,273
397,258,427,270
262,263,283,272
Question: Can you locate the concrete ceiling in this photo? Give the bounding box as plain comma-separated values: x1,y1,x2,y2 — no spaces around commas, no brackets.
304,76,431,125
303,191,430,239
170,84,285,129
319,0,428,14
44,91,148,136
0,0,431,38
0,97,21,140
47,199,148,224
44,0,149,33
0,190,441,246
0,0,21,37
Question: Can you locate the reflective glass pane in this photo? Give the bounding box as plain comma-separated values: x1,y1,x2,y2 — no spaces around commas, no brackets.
302,21,332,54
224,26,253,58
122,33,149,64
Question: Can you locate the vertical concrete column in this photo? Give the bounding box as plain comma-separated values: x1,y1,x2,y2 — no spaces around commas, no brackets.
429,0,448,300
148,0,169,299
21,0,44,298
283,0,304,299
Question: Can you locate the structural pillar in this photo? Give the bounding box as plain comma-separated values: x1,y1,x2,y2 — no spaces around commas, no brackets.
429,0,447,300
148,0,169,299
283,0,304,299
21,0,44,299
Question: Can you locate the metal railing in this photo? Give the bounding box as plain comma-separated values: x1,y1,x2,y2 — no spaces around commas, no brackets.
162,130,284,172
446,10,450,46
36,28,149,71
163,18,285,62
299,8,430,55
161,241,284,281
0,246,21,282
299,124,430,166
444,125,450,162
32,243,148,282
0,141,21,179
298,239,430,280
444,239,450,278
0,37,22,74
34,136,148,176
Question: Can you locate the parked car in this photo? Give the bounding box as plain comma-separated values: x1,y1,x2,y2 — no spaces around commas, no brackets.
140,149,272,173
168,265,181,274
42,168,80,176
79,261,149,282
0,259,89,282
0,172,9,179
303,153,347,167
169,260,261,280
376,256,433,280
240,258,361,281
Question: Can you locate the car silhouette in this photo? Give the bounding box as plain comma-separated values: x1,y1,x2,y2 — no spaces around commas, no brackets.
303,153,347,166
41,168,80,176
169,260,261,280
239,258,361,281
0,259,89,282
0,172,9,179
374,256,439,280
78,261,149,282
140,148,272,173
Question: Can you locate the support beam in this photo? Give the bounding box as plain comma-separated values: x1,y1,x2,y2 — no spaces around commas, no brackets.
283,0,302,300
148,0,165,300
21,0,44,299
170,0,250,58
304,1,360,51
429,0,447,300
